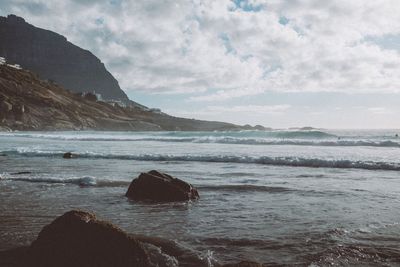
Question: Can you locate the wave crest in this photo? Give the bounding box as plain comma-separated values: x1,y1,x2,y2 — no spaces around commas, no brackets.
2,149,400,171
1,131,399,148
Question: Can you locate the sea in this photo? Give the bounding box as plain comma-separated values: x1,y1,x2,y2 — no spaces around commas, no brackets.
0,130,400,266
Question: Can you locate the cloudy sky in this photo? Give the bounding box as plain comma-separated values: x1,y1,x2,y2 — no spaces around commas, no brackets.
1,0,400,128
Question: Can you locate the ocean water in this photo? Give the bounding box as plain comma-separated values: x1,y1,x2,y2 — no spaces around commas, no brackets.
1,130,400,266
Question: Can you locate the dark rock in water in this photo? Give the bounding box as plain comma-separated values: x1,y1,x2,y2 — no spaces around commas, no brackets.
126,170,199,202
26,210,151,267
62,152,75,159
222,261,264,267
0,210,210,267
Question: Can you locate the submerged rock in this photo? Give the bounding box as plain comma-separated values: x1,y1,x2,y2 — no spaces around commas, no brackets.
126,170,199,202
27,210,151,267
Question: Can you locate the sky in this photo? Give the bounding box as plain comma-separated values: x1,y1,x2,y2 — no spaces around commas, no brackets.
1,0,400,129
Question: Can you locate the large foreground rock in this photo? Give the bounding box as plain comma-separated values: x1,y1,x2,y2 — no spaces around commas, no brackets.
0,210,264,267
126,170,199,202
27,210,151,267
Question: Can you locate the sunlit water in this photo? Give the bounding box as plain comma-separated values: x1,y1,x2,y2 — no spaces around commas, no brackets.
1,130,400,266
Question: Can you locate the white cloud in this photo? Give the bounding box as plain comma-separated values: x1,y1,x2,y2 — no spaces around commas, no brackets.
207,104,291,113
1,0,400,100
367,107,393,115
165,104,290,118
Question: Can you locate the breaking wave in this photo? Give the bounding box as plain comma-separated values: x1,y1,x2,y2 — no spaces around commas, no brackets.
116,138,400,148
1,131,399,148
2,149,400,171
0,130,336,139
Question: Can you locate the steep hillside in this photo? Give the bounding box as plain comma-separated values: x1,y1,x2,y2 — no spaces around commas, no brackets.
0,14,128,102
0,64,243,131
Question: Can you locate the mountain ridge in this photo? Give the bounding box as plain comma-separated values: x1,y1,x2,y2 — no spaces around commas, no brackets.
0,14,266,132
0,62,250,131
0,14,129,102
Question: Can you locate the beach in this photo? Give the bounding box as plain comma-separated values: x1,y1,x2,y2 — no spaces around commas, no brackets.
1,130,400,266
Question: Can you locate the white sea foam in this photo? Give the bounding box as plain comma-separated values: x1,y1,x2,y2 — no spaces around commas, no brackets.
1,130,399,148
2,149,400,171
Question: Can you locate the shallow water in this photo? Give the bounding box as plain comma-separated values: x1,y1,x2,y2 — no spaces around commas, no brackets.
1,130,400,266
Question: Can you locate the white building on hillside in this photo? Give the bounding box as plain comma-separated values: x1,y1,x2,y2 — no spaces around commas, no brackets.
7,64,21,70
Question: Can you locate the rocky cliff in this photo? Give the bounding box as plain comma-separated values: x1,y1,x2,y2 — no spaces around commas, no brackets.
0,14,128,102
0,63,243,131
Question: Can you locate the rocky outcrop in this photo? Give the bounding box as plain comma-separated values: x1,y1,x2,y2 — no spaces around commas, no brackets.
0,63,249,131
22,210,150,267
0,14,129,102
0,15,268,132
126,170,200,202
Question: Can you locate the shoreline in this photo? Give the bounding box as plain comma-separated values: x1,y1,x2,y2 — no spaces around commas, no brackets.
1,131,400,266
0,170,262,267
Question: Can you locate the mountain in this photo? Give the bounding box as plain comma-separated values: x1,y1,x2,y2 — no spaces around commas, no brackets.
0,14,266,131
0,14,128,102
0,63,244,131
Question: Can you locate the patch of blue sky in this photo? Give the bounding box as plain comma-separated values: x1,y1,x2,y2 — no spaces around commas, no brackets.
364,34,400,52
109,0,122,6
240,54,254,62
261,65,282,79
230,0,263,12
95,17,104,25
219,33,236,55
279,16,289,25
